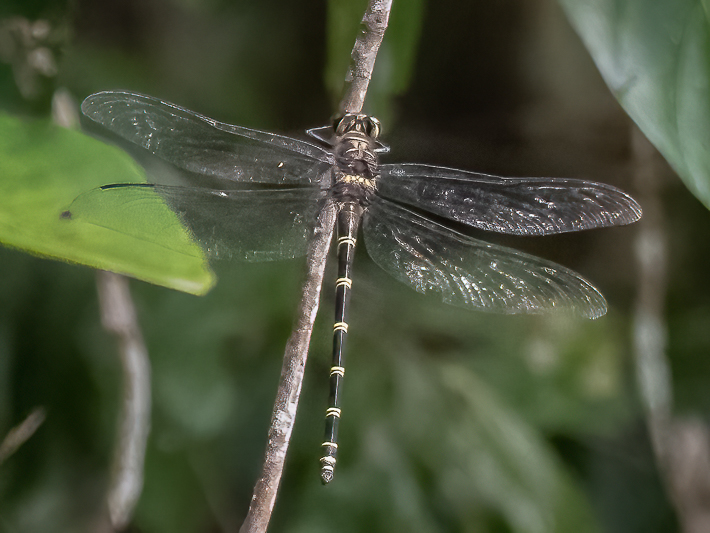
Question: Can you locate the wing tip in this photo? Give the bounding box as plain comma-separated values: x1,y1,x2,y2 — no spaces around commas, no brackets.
579,302,608,320
624,193,643,224
573,280,608,319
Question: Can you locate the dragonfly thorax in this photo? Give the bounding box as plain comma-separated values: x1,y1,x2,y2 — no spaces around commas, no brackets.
332,113,380,177
333,113,380,178
331,170,377,205
334,135,378,176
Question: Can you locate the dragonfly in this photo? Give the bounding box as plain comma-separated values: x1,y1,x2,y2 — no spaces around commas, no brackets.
72,91,642,484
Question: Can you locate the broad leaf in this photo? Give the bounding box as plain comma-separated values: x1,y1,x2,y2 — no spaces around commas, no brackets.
0,113,214,294
559,0,710,209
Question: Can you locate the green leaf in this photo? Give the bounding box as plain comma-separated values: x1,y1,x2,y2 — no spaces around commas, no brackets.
559,0,710,209
0,113,215,294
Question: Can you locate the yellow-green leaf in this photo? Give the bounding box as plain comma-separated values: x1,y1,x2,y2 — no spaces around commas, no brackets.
0,113,215,294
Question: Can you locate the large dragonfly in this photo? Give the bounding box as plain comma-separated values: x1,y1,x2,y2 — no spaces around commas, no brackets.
73,91,642,483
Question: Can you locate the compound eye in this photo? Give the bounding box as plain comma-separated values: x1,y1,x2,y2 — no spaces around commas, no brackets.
365,117,381,139
335,113,359,135
332,115,345,134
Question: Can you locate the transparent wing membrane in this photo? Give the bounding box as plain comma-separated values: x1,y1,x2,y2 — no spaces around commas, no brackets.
378,164,642,236
76,91,638,317
363,197,608,319
82,91,333,186
69,184,326,261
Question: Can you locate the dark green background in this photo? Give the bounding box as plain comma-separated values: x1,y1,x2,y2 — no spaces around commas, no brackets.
2,0,708,531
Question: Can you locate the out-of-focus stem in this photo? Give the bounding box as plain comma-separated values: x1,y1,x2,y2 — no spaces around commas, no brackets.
96,271,151,531
632,127,710,533
0,407,46,465
52,88,152,532
631,127,670,445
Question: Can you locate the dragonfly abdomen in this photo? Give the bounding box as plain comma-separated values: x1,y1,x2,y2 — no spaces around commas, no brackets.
321,202,363,484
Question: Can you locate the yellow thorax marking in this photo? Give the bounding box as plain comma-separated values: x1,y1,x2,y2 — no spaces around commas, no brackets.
330,366,345,377
333,322,348,333
340,174,376,188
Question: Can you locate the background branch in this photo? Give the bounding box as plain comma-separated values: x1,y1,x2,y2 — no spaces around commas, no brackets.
50,89,151,532
0,407,45,466
632,127,710,533
96,271,152,532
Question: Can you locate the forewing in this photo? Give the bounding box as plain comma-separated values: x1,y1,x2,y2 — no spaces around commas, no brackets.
362,197,607,318
81,91,334,186
68,184,326,261
378,164,642,235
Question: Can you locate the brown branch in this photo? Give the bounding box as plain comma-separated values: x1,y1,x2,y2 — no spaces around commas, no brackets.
339,0,393,115
239,200,337,533
631,127,670,437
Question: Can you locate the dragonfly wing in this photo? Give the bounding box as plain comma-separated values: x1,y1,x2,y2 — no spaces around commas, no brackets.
378,164,642,235
362,197,607,318
68,184,327,262
82,91,334,186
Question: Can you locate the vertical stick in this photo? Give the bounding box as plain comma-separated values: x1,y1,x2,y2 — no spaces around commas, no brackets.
239,201,336,533
240,1,393,531
339,0,393,115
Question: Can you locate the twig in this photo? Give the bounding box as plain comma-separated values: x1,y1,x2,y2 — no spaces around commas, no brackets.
631,127,710,533
239,200,337,533
240,3,393,530
631,127,670,449
339,0,393,115
0,407,46,465
96,271,152,531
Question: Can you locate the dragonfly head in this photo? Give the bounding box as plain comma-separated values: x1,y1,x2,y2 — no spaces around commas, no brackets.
334,113,389,155
306,114,389,154
334,113,381,140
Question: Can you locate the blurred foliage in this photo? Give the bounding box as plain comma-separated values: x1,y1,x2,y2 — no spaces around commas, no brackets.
559,0,710,211
1,0,709,532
